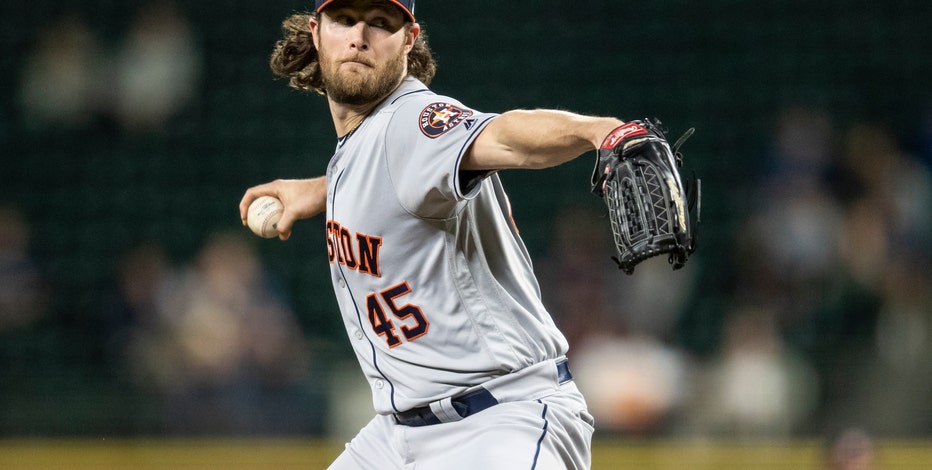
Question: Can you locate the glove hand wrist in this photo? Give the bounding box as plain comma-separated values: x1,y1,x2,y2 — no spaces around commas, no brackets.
599,121,650,152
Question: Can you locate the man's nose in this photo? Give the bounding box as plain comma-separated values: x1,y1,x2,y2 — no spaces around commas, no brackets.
348,22,369,50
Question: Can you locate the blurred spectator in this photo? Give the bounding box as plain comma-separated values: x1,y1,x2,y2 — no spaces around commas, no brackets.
684,305,818,437
840,123,932,263
18,2,201,135
113,0,202,133
837,195,890,288
123,231,311,434
18,14,106,130
573,334,689,435
741,107,845,327
0,205,48,331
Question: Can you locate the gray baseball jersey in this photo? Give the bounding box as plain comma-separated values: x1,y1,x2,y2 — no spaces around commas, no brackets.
324,76,569,415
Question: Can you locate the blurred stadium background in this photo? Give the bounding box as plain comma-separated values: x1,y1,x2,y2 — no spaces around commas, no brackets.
1,0,930,468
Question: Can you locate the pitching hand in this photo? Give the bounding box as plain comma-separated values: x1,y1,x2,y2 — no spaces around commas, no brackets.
239,177,327,240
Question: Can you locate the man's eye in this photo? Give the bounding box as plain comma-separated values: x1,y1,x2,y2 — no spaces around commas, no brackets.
334,15,355,26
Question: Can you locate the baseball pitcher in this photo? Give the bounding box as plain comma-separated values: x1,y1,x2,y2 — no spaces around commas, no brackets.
239,1,698,468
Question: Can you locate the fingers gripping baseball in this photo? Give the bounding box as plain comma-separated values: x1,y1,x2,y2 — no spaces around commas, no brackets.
239,177,328,240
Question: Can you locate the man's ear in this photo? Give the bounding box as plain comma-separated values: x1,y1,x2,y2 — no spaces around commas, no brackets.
404,23,420,53
309,16,321,49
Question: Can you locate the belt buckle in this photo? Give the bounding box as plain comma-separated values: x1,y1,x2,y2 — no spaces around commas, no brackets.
557,359,573,384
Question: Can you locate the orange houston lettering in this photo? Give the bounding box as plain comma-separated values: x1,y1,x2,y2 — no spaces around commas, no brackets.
326,220,382,278
340,226,357,269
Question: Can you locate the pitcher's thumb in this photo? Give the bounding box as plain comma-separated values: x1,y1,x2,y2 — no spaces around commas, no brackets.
276,211,296,241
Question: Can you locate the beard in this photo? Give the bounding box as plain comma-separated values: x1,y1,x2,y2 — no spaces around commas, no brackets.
318,41,407,106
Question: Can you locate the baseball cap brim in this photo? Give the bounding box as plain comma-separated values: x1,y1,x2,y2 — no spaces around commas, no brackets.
316,0,415,22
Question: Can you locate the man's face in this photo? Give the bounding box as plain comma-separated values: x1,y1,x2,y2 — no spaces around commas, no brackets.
312,1,416,106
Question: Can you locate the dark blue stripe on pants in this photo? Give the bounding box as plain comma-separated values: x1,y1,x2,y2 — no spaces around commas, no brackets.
530,400,549,469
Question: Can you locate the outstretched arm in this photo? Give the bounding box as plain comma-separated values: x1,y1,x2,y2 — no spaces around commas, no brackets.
462,109,623,171
239,177,327,240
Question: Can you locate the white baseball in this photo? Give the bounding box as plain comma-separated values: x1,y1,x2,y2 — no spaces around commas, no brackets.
247,196,284,239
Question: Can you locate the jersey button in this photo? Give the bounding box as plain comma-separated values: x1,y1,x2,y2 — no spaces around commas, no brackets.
338,278,346,288
375,380,384,389
354,329,363,340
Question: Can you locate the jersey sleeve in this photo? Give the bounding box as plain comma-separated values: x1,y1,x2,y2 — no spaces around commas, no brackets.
384,97,499,219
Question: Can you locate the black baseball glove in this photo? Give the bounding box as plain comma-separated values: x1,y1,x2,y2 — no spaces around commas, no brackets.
591,119,700,274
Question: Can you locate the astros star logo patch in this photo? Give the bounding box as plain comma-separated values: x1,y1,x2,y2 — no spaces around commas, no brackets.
419,102,474,138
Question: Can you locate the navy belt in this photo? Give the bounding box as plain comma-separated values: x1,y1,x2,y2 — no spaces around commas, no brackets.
394,360,573,427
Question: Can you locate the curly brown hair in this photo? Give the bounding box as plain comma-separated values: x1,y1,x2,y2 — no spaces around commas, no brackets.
269,12,436,95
